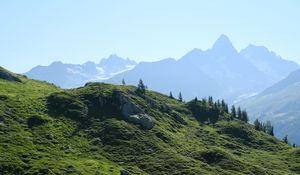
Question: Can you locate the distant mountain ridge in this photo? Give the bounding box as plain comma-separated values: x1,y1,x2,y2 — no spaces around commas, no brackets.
24,35,299,103
240,44,298,84
107,35,299,102
25,55,137,88
238,68,300,144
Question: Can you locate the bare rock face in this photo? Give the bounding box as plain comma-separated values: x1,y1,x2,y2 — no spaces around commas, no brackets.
127,114,154,130
120,169,130,175
113,90,154,129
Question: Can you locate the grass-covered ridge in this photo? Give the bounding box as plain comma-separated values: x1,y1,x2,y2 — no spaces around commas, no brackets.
0,67,300,175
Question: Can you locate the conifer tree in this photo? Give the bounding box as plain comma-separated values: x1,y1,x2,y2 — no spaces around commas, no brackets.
202,98,207,106
231,105,236,119
270,126,274,136
136,79,147,95
194,97,198,102
241,110,249,122
221,99,228,113
254,119,260,130
283,135,289,144
217,100,221,108
224,104,229,113
122,78,126,85
190,97,198,106
213,102,218,110
265,121,273,135
169,91,174,99
237,107,242,120
221,99,225,108
178,92,183,102
261,123,266,133
208,96,213,106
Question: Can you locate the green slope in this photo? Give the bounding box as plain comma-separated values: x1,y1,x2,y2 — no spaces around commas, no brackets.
0,67,300,175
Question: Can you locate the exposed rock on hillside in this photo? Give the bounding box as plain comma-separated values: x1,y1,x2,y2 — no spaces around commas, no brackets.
113,90,154,129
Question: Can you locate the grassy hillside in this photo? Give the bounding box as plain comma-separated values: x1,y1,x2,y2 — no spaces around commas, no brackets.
0,67,300,175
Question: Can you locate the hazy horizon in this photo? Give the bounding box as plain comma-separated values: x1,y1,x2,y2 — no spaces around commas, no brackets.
1,0,300,73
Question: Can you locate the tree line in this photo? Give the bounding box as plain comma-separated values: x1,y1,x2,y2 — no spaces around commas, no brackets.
186,95,249,124
253,119,274,136
127,78,249,124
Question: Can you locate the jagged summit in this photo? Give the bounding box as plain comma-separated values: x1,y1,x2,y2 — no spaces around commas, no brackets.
49,61,64,67
182,48,204,57
99,54,122,63
83,61,96,66
211,34,237,55
99,54,136,66
242,44,274,55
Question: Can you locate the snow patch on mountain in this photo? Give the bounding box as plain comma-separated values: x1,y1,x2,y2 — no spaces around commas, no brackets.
25,55,137,88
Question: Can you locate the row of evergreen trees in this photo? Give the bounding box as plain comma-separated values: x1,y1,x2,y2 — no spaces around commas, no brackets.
170,90,248,123
253,119,274,136
281,136,297,147
129,79,249,124
168,91,183,102
252,119,296,146
282,135,298,147
230,105,249,122
187,95,249,124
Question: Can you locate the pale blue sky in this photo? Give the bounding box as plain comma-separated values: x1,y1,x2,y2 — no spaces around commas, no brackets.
1,0,300,73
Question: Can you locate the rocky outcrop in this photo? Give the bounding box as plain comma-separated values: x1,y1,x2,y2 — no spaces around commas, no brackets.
120,170,130,175
144,95,172,113
113,90,154,129
126,114,154,130
170,111,187,125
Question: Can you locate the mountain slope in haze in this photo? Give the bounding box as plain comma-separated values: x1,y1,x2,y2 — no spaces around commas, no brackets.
107,35,299,102
238,69,300,144
240,44,299,83
1,67,300,175
25,55,136,88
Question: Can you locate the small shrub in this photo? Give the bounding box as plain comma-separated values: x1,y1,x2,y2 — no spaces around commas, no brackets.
199,149,228,164
0,95,8,101
27,115,48,128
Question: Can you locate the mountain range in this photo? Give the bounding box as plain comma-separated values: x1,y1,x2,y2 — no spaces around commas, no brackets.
25,55,137,88
25,35,299,103
107,35,299,102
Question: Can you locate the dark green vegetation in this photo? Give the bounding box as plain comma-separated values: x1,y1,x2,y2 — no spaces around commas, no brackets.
0,66,22,82
1,67,300,175
253,119,274,136
186,96,248,124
